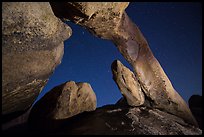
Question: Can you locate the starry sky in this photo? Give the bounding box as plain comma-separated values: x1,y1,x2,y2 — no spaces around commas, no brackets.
35,2,202,107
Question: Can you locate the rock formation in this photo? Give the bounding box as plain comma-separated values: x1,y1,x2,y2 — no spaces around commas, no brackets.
111,60,145,106
50,2,129,40
111,60,200,127
3,98,201,135
55,99,201,135
112,12,198,127
188,95,202,129
28,81,96,130
2,2,71,117
49,2,198,126
2,2,201,135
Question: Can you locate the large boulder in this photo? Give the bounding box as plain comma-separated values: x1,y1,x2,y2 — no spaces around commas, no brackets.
2,2,72,116
111,60,145,106
28,81,97,130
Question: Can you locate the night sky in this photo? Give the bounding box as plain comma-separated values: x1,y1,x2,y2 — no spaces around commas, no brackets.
35,2,202,107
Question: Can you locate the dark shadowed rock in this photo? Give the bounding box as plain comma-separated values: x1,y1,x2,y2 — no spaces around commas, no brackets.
28,81,96,130
188,95,202,129
2,2,72,116
2,108,32,131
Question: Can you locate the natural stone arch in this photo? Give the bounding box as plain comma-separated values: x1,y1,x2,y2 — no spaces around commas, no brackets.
49,2,198,126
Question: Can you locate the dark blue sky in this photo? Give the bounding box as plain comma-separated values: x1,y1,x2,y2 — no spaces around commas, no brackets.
35,2,202,107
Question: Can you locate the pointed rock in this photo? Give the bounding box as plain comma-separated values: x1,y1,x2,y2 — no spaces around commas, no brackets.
111,60,145,106
28,81,96,129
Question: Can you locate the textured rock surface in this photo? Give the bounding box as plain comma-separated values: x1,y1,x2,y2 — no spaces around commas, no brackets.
2,98,202,135
111,60,145,106
5,98,201,135
28,81,96,129
56,101,201,135
2,2,71,115
50,2,197,126
50,2,129,39
112,12,198,127
2,2,201,135
188,95,202,129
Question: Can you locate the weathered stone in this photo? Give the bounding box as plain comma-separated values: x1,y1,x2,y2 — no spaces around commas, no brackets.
2,2,72,115
28,81,96,129
49,2,198,126
111,60,145,106
111,12,198,127
50,2,129,39
2,98,202,135
54,102,202,135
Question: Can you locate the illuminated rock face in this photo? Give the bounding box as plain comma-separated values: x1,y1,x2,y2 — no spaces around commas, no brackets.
50,2,197,126
111,60,145,107
2,2,198,132
28,81,96,130
112,12,198,127
50,2,129,40
2,2,72,115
